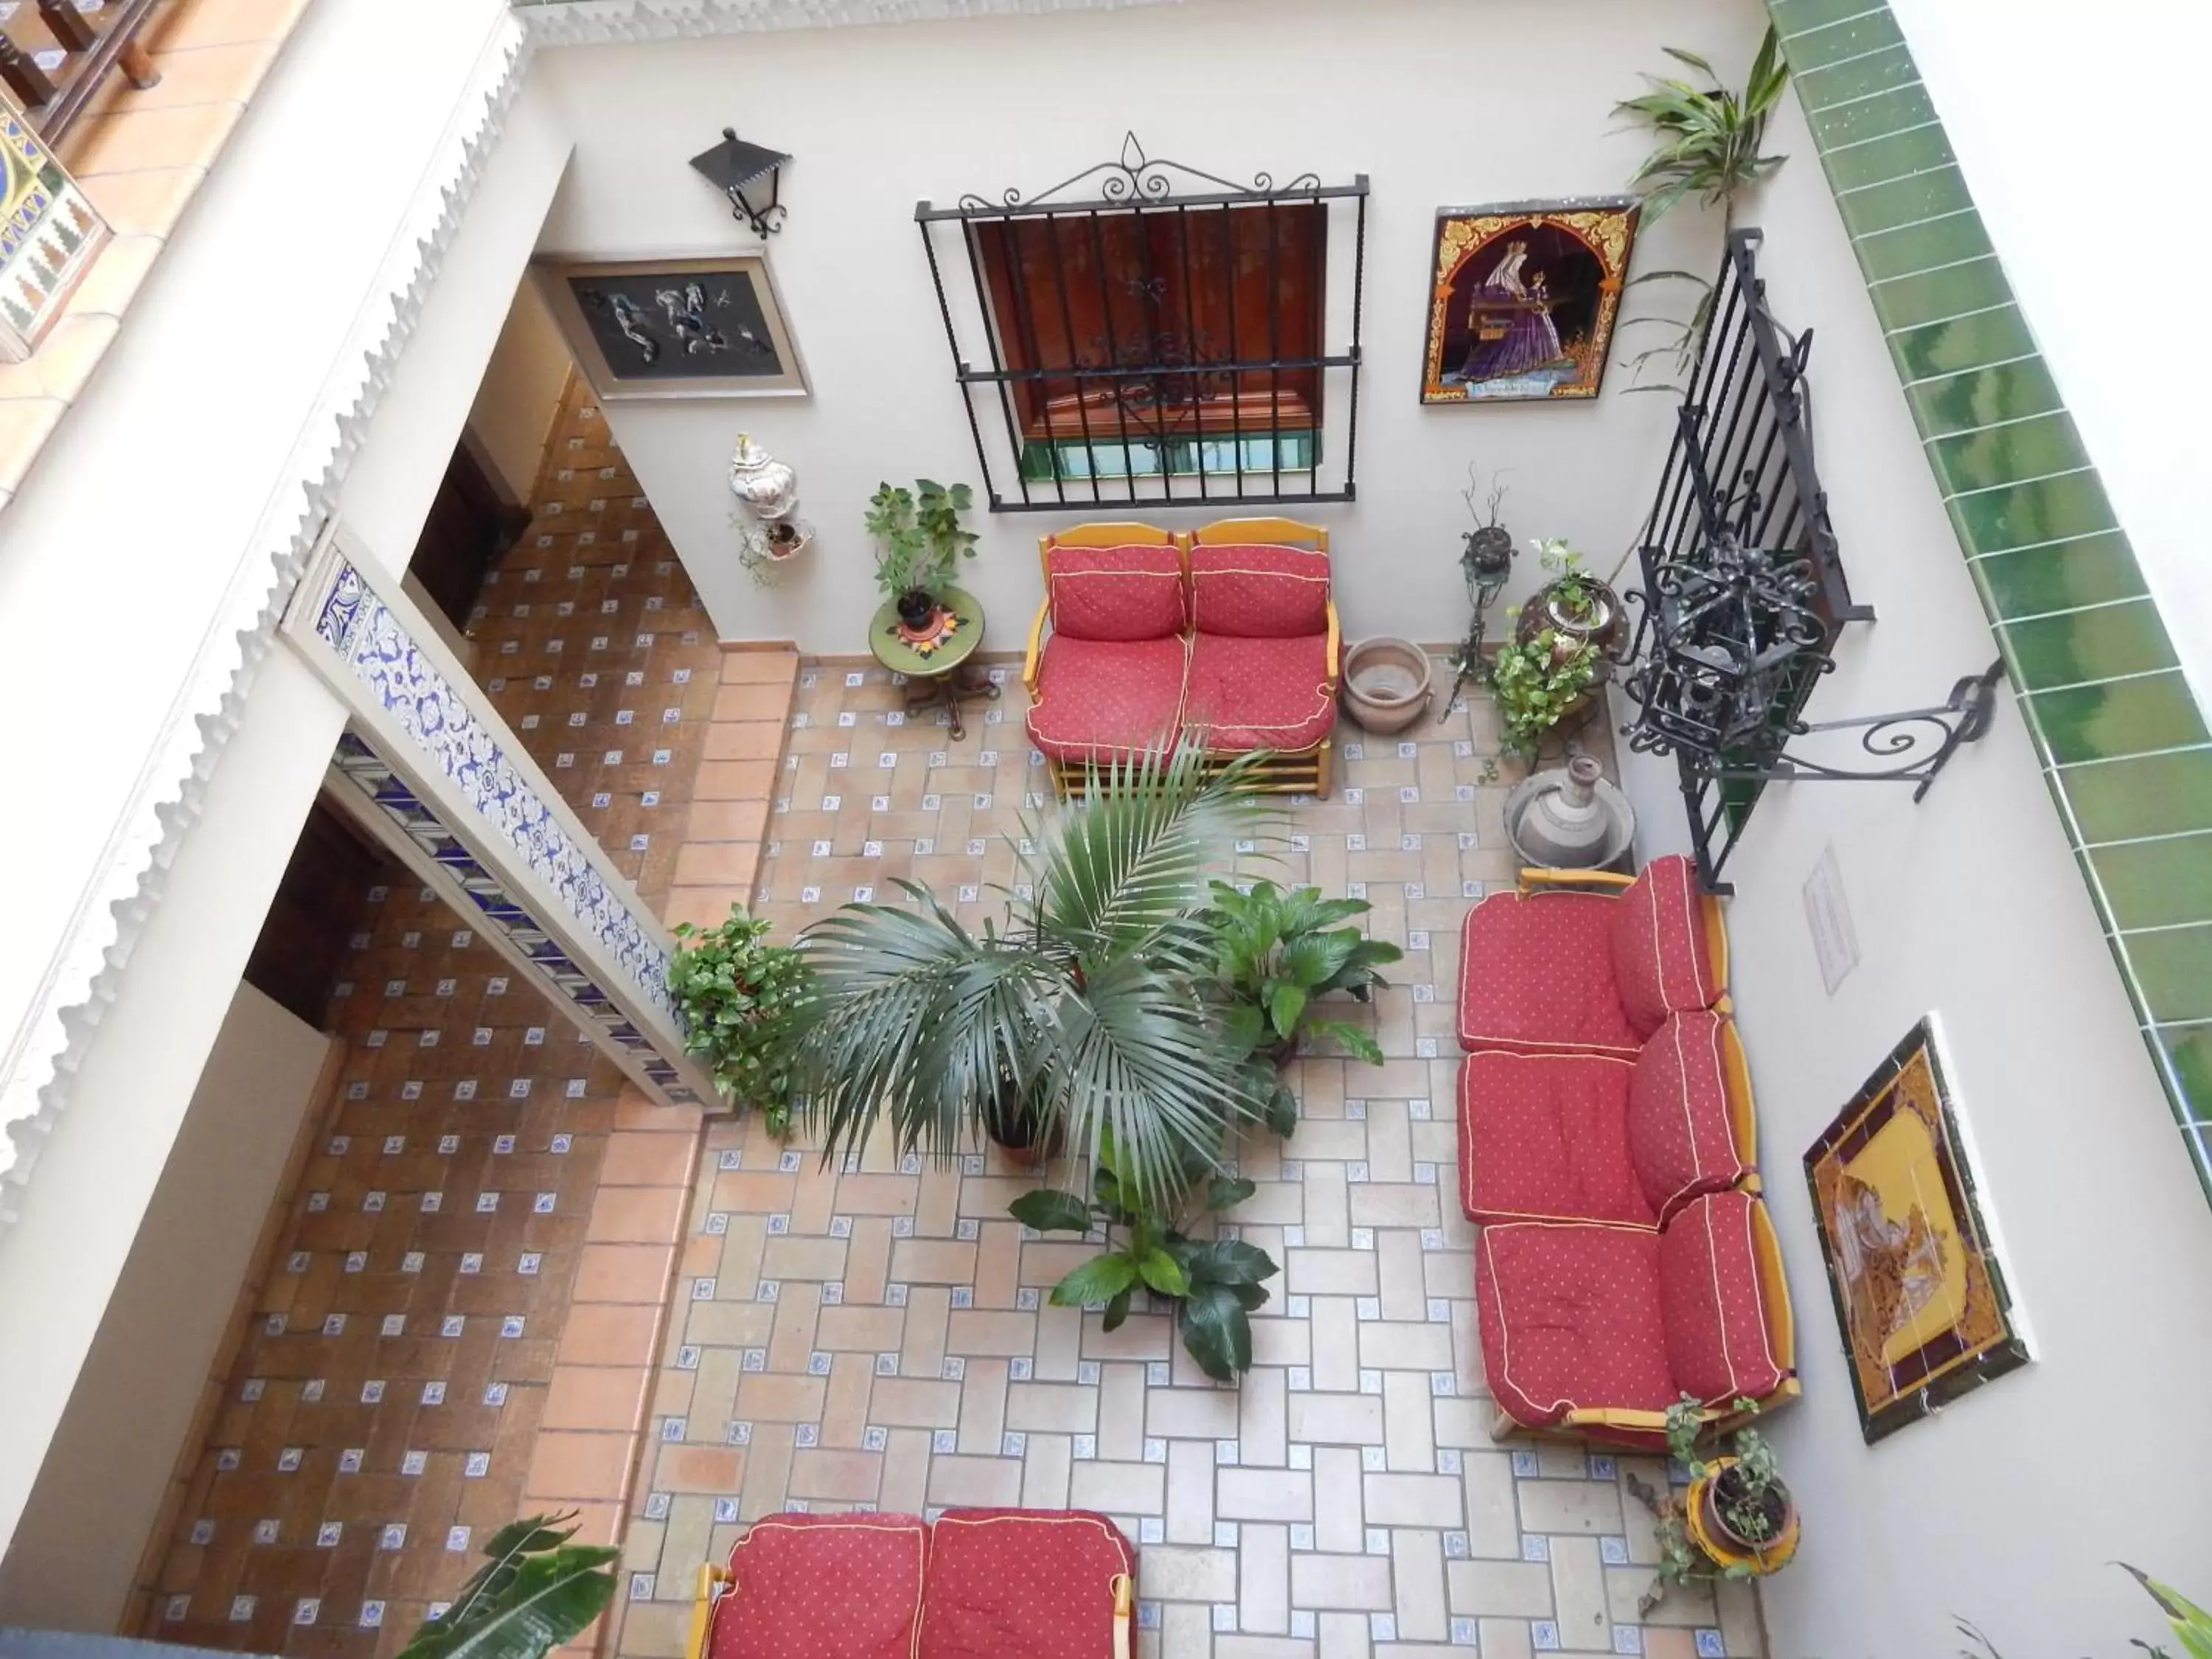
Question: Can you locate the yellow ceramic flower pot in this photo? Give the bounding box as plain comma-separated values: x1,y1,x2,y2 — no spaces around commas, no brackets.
1684,1455,1800,1577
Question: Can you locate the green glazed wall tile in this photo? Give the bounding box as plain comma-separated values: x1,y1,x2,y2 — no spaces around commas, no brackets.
1949,468,2117,554
1905,355,2064,436
2122,926,2212,1026
2028,671,2208,766
1795,41,1919,108
1854,209,1993,281
1781,8,1905,71
1971,533,2146,620
1823,123,1955,192
1836,164,1975,239
1809,81,1936,148
1865,254,2011,333
2090,832,2212,931
1929,411,2089,501
1773,0,1893,34
1891,303,2035,384
2061,749,2212,844
2151,1027,2212,1126
2000,597,2174,687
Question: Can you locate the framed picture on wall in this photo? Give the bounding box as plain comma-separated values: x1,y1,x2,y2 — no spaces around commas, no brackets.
533,254,809,400
1804,1018,2030,1443
1419,197,1638,403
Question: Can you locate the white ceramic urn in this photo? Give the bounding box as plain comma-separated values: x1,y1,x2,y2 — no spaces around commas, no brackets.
728,433,798,520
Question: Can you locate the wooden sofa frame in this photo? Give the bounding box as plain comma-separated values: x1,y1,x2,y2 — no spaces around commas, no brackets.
1021,517,1341,799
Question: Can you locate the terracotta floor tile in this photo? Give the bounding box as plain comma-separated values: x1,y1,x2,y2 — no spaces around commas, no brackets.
573,1243,676,1305
599,1130,698,1190
543,1367,653,1433
702,722,783,763
526,1430,639,1502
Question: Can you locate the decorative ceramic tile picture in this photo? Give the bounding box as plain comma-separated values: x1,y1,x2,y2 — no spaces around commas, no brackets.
1804,1018,2028,1442
535,254,807,400
1,94,112,363
1419,197,1636,403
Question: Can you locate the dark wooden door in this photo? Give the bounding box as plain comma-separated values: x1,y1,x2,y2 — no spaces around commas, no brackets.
409,442,530,632
244,797,386,1029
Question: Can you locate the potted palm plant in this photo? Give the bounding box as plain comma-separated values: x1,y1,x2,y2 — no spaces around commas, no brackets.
790,741,1276,1215
866,478,979,630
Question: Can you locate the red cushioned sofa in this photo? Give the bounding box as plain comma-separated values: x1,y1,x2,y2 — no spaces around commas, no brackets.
1022,518,1339,796
1455,855,1798,1446
685,1508,1135,1659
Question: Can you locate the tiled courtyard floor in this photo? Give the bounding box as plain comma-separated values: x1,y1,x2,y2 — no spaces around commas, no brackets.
610,667,1765,1659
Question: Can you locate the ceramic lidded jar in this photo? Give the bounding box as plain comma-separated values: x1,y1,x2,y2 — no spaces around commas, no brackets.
728,433,798,519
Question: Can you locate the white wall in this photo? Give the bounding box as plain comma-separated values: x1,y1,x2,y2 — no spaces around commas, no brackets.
1612,83,2212,1658
530,0,1767,653
467,275,572,503
1887,0,2212,713
0,0,574,1563
0,984,333,1629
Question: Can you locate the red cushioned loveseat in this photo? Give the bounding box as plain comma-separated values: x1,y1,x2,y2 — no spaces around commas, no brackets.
684,1508,1135,1659
1022,518,1339,797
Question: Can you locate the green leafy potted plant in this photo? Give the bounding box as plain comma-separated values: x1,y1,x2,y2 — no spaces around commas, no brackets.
669,905,814,1135
866,478,979,630
1200,879,1401,1069
1487,627,1602,760
1515,538,1621,655
394,1512,617,1659
792,741,1276,1213
1635,1394,1798,1615
1614,26,1791,383
1011,1129,1277,1381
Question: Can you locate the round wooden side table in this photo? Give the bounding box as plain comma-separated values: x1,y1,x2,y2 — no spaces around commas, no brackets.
868,585,999,741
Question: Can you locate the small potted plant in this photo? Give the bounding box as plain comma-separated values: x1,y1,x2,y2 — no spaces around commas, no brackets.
1517,537,1622,656
1635,1394,1798,1614
1486,626,1602,760
866,478,978,630
667,905,814,1135
981,1064,1056,1168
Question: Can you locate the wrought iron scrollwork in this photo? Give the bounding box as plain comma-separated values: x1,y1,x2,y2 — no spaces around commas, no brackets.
957,131,1324,213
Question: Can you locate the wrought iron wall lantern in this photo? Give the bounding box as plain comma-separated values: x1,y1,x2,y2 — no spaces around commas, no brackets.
689,129,791,237
1617,407,2004,801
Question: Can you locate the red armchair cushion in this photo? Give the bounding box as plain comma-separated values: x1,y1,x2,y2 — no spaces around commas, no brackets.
1046,543,1187,641
917,1509,1135,1659
1657,1190,1788,1405
1625,1012,1750,1224
1026,633,1189,763
1456,1051,1654,1229
1475,1220,1674,1429
1610,854,1722,1034
1185,632,1335,753
710,1512,928,1659
1457,890,1642,1057
1187,543,1332,636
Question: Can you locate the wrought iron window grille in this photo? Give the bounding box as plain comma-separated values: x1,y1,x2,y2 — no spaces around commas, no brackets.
917,132,1367,512
1617,228,2006,892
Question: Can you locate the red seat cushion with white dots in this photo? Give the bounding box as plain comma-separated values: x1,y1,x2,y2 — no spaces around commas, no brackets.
1185,632,1336,754
1186,543,1332,636
1610,853,1723,1034
1026,633,1189,764
709,1512,928,1659
1456,1051,1655,1230
1475,1220,1674,1430
1456,889,1642,1057
917,1508,1135,1659
1046,543,1189,641
1625,1011,1751,1225
1656,1190,1790,1406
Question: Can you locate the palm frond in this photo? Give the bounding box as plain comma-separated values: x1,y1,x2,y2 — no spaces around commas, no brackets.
1030,738,1278,963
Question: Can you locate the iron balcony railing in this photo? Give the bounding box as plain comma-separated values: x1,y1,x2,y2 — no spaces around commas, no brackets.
0,0,163,147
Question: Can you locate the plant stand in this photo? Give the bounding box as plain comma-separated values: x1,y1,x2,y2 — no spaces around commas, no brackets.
869,585,998,742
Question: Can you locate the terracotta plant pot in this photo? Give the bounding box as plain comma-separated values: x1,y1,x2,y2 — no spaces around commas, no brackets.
897,588,937,629
983,1079,1057,1167
1516,576,1623,655
1340,637,1434,734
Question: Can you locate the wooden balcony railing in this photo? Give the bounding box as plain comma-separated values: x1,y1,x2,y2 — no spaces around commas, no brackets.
0,0,163,148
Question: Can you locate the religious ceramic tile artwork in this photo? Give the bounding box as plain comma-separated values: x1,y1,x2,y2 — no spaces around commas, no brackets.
0,93,112,362
1420,197,1638,404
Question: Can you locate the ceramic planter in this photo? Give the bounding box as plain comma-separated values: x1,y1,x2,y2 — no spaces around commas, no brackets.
1341,638,1434,733
1516,576,1623,656
1684,1457,1800,1578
